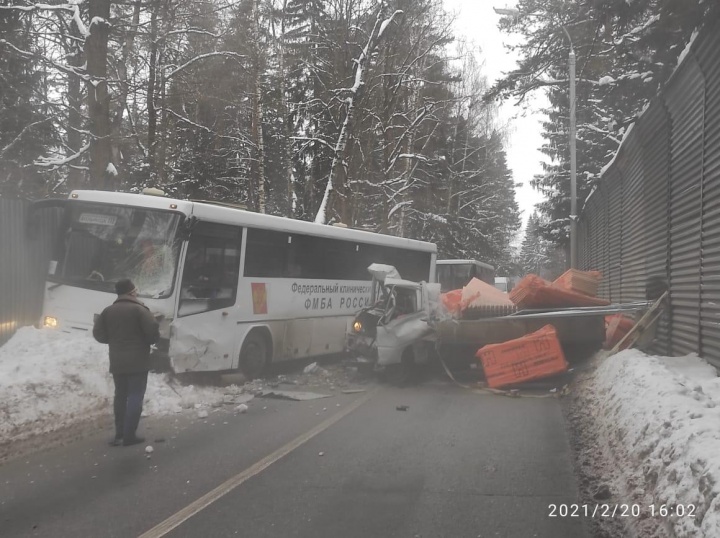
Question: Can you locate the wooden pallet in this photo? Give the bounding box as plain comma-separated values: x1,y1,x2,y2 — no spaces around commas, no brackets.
607,291,668,355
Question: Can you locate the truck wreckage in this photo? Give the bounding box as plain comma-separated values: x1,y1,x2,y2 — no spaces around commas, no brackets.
346,264,662,384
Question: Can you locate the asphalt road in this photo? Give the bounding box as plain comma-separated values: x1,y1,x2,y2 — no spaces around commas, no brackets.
0,377,586,538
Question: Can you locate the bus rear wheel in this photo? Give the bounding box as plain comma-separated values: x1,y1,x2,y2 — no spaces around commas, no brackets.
239,333,268,379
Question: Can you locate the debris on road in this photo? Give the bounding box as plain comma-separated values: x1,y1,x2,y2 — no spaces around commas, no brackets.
259,390,331,401
303,362,320,374
396,405,409,411
235,403,249,413
197,410,209,419
145,446,154,454
318,452,325,457
341,389,366,394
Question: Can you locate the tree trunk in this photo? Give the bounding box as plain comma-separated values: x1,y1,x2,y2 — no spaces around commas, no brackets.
147,1,159,172
251,0,266,213
66,19,84,190
279,0,294,217
111,0,141,185
158,64,168,183
85,0,112,189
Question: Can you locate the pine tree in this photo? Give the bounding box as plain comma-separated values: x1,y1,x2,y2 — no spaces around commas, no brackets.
0,5,52,196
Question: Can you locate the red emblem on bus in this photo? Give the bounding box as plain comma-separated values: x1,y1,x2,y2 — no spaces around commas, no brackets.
251,283,268,314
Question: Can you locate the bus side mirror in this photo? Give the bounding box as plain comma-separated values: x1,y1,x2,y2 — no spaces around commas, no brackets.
178,216,198,240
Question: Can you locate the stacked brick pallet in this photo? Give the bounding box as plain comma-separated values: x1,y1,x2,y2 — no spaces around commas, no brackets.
509,269,609,309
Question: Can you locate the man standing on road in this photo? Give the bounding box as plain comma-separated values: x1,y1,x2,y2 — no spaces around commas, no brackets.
93,278,159,446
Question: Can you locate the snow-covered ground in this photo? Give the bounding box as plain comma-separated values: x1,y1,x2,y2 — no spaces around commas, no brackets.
0,327,359,454
0,327,233,448
579,349,720,537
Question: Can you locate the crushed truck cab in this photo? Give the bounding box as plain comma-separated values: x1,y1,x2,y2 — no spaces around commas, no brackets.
346,264,441,368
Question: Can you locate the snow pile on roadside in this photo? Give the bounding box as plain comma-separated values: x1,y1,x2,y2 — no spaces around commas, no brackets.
0,327,228,446
591,349,720,537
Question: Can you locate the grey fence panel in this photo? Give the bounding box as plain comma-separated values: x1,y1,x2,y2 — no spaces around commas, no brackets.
597,186,609,296
617,135,646,303
593,184,610,299
606,170,623,303
578,215,588,270
580,192,598,271
639,101,672,356
665,57,705,357
591,198,599,274
0,199,59,345
698,29,720,365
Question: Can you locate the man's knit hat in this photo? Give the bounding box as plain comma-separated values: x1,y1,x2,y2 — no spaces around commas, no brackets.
115,278,137,296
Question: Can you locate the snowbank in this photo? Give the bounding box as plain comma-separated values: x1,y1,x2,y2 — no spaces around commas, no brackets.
590,349,720,537
0,328,229,446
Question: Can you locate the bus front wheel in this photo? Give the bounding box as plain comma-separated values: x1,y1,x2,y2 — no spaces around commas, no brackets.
239,332,268,379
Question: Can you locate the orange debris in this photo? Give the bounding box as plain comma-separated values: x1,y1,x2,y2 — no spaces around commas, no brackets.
475,325,569,389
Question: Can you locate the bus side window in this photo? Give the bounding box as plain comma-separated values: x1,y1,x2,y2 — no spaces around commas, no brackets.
244,228,287,278
178,223,242,317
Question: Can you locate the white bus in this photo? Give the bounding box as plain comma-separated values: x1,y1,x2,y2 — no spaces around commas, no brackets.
37,190,436,376
436,259,495,292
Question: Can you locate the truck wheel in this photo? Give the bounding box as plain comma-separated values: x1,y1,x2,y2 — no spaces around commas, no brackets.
239,332,268,379
395,347,417,386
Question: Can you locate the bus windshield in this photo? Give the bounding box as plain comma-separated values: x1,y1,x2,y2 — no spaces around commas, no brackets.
51,203,183,298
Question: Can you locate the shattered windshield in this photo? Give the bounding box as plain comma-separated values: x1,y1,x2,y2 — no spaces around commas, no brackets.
52,203,183,298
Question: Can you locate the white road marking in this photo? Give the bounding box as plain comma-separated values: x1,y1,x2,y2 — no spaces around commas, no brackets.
138,389,376,538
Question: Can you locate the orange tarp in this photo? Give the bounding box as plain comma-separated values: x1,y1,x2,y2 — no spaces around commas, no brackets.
441,278,512,317
460,277,513,310
604,314,635,350
475,325,569,389
440,289,463,316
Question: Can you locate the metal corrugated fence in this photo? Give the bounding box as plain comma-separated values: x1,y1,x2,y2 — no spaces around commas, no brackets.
579,18,720,366
698,25,720,365
667,57,704,356
640,101,671,355
0,198,60,346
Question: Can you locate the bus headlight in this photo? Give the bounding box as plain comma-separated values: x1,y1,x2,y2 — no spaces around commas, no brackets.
353,320,362,333
43,316,58,328
0,321,17,332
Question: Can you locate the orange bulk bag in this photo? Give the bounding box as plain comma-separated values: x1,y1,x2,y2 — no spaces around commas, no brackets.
475,325,569,389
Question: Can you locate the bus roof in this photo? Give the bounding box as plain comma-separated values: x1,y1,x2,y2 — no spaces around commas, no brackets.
436,259,494,270
68,190,437,252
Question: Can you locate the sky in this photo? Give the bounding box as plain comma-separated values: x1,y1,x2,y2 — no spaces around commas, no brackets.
443,0,548,227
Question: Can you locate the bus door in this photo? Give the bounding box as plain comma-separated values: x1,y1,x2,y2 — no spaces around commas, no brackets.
169,222,242,372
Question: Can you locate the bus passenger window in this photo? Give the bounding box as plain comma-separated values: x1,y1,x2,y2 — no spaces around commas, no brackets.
178,223,242,316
